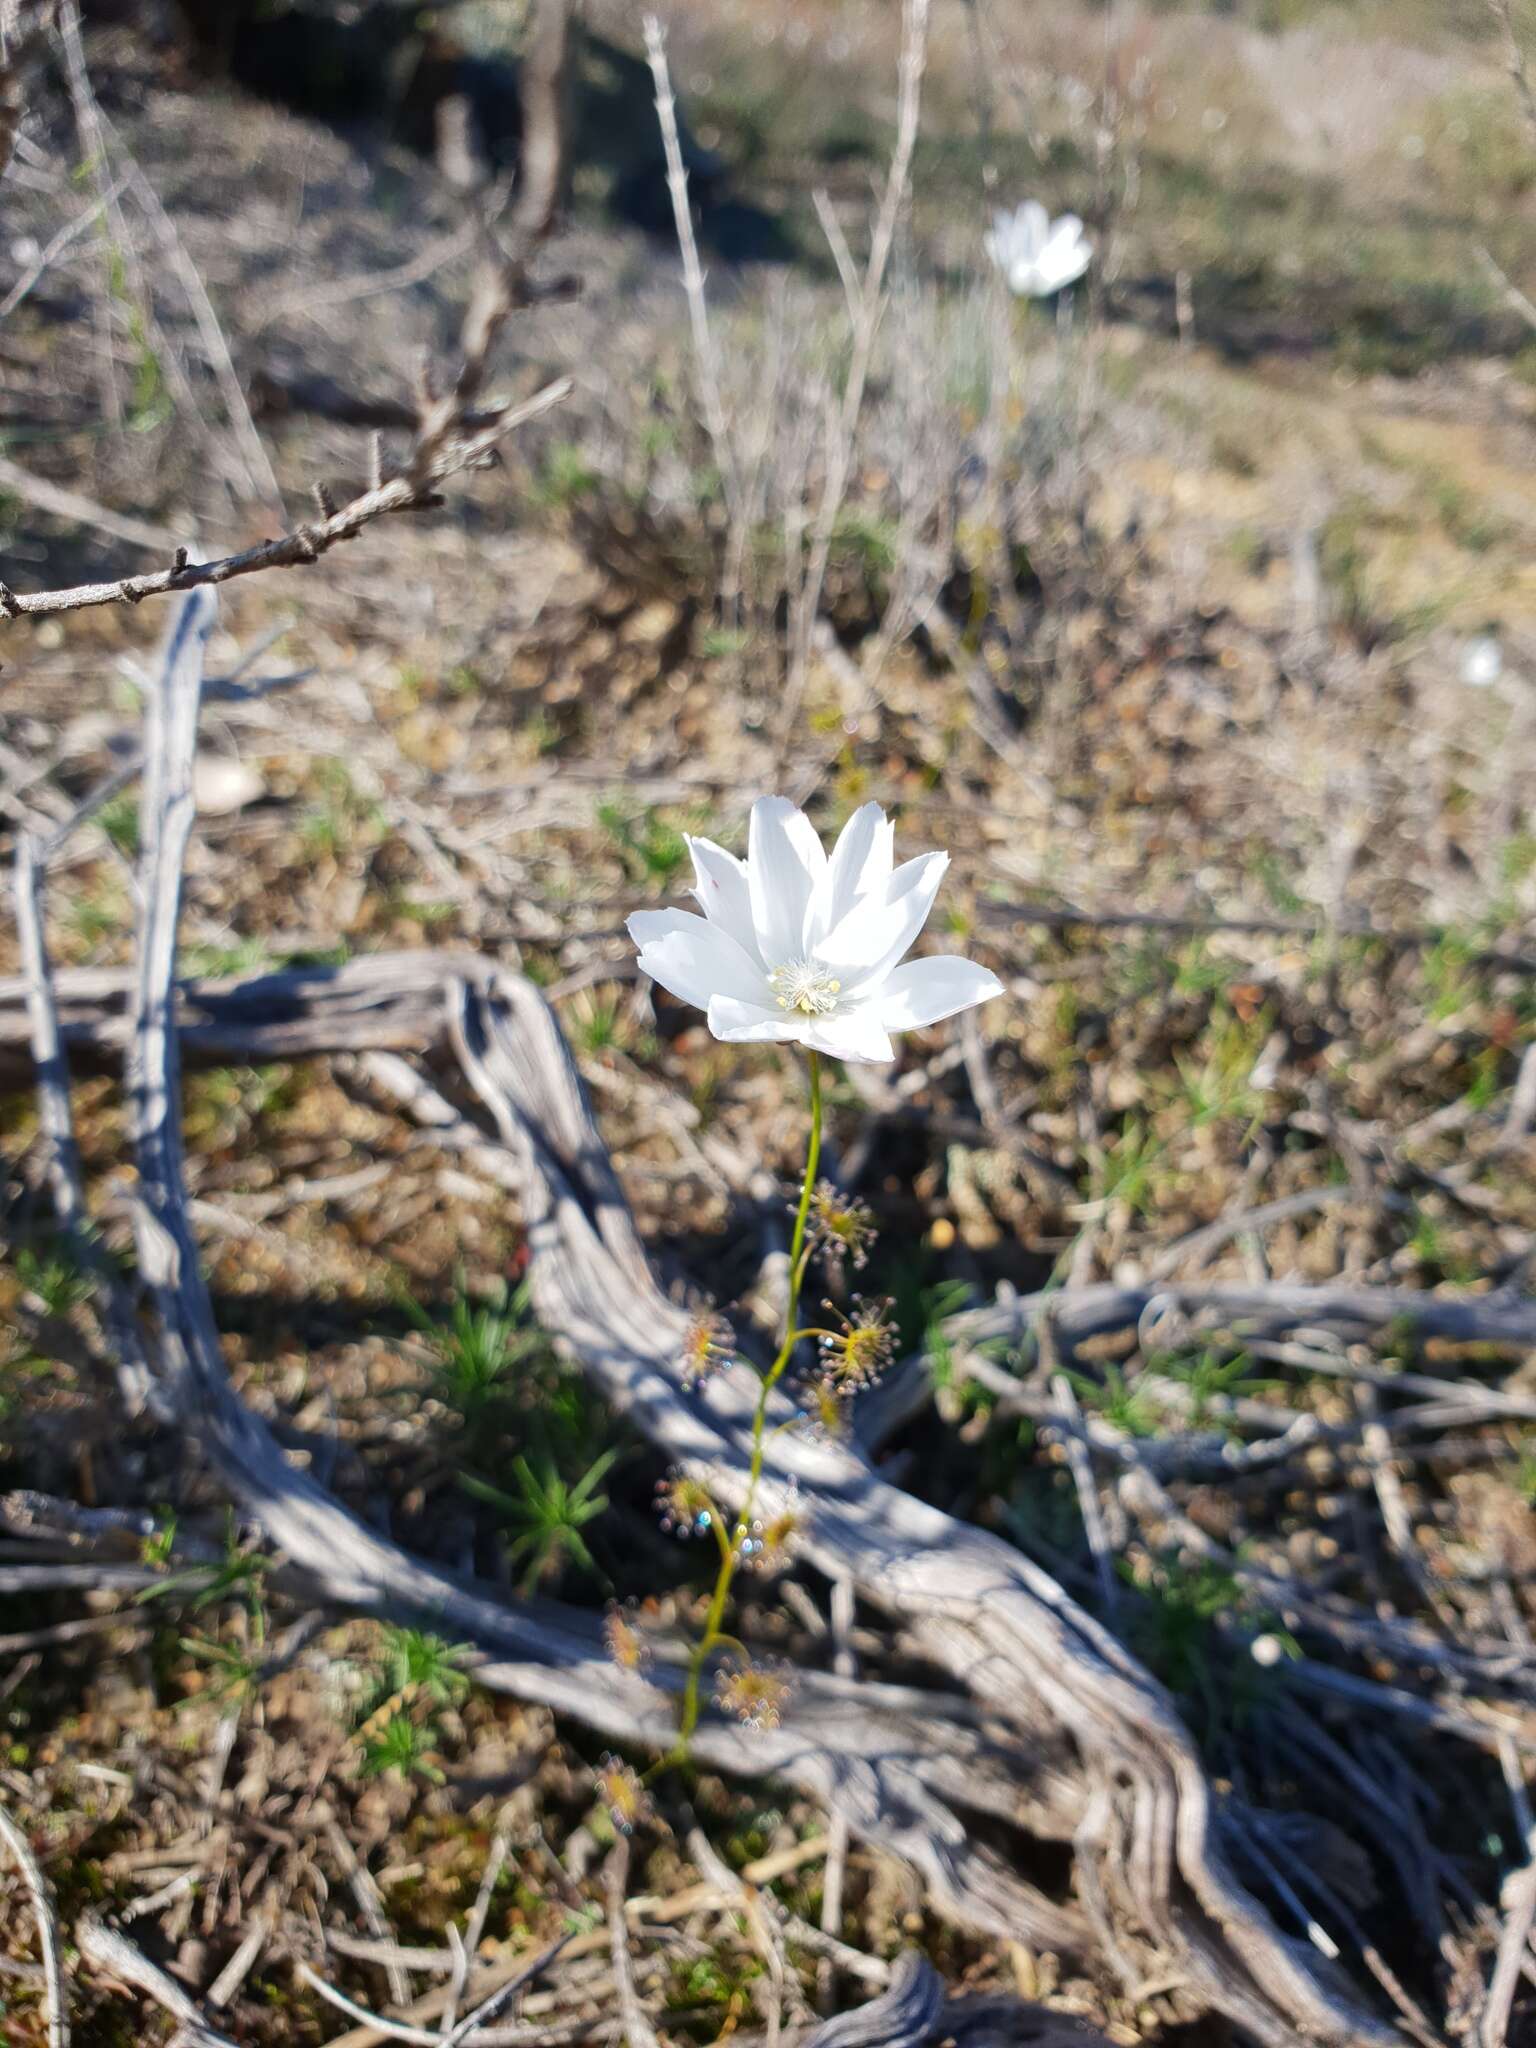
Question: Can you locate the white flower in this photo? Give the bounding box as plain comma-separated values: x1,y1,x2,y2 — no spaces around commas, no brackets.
626,797,1004,1065
1460,635,1503,689
983,201,1092,299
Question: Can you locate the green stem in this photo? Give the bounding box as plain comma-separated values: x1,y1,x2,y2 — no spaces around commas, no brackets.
676,1050,822,1748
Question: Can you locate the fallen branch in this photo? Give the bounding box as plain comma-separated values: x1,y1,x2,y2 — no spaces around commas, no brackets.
799,1952,943,2048
77,1913,234,2047
0,0,56,183
605,1838,661,2048
0,1798,68,2048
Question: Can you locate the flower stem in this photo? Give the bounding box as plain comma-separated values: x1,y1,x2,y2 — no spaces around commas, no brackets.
676,1050,822,1749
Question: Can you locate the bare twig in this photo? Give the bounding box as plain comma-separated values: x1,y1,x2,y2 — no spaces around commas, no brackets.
1050,1374,1120,1619
5,3,574,620
686,1826,790,2045
0,1798,68,2048
1491,0,1536,151
819,1577,856,2012
0,173,125,321
77,1913,234,2047
326,1824,411,2010
1480,1740,1536,2048
641,11,743,618
441,1803,519,2037
1477,242,1536,335
441,1937,573,2048
605,1838,661,2048
1496,1040,1536,1151
0,378,570,618
0,0,58,184
784,0,931,732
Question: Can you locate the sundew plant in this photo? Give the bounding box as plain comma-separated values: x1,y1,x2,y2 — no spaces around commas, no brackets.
628,796,1002,1746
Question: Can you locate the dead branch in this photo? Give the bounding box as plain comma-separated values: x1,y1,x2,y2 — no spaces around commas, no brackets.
0,377,570,619
784,0,931,732
77,1913,234,2047
642,17,742,525
0,1798,68,2048
0,0,56,183
604,1838,661,2048
1480,1741,1536,2048
510,0,575,252
800,1955,942,2048
1477,241,1536,336
1491,0,1536,153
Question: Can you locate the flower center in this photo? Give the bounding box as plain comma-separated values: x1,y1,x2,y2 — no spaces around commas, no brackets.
769,957,842,1016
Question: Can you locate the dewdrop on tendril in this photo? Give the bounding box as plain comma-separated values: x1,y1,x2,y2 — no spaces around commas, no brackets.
654,1471,716,1541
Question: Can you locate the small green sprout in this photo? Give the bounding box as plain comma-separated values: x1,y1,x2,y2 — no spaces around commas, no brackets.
462,1449,618,1595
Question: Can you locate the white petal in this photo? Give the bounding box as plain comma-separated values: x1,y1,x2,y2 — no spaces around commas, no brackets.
747,796,827,965
1018,199,1049,260
877,956,1004,1030
815,850,948,992
1043,242,1091,292
629,909,768,1012
707,994,806,1043
686,835,757,954
886,851,946,905
1043,212,1084,250
806,801,893,945
802,1007,895,1065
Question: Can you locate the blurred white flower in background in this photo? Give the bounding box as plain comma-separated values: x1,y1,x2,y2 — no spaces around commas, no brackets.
984,200,1092,299
628,797,1003,1064
1460,634,1503,689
